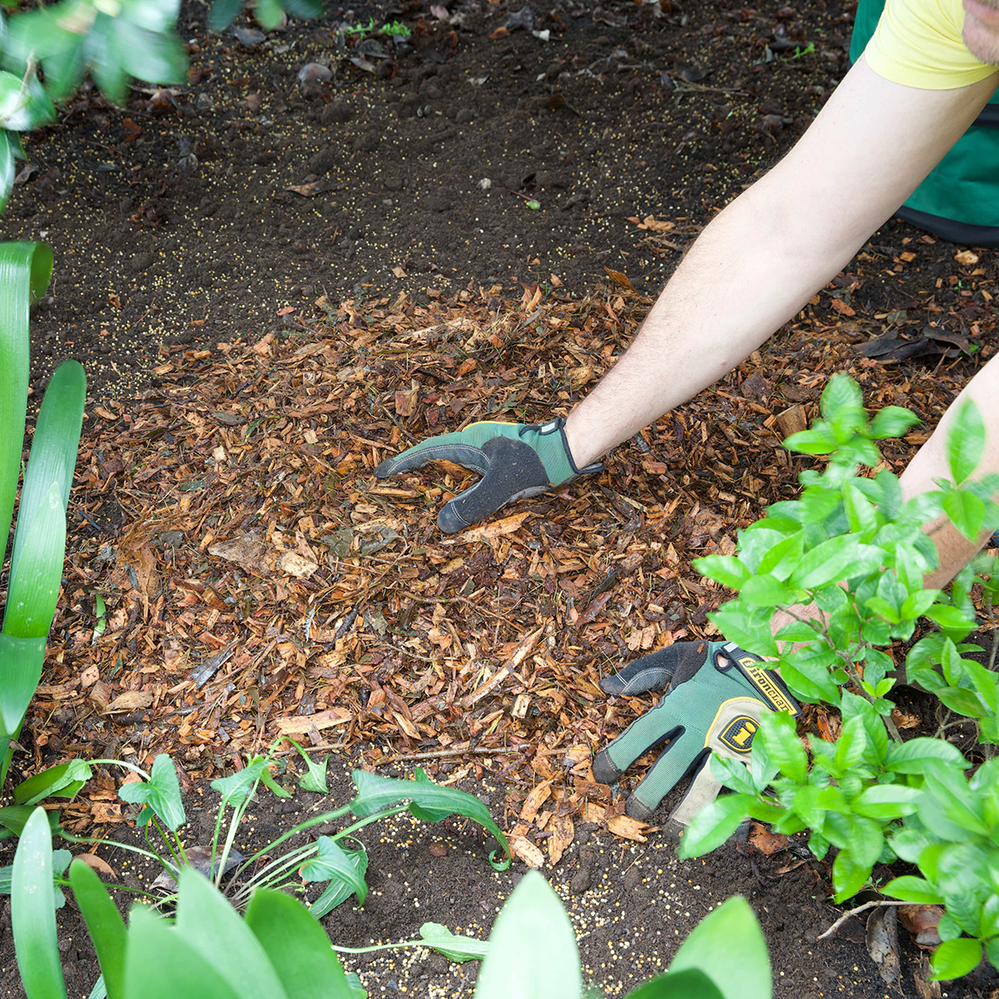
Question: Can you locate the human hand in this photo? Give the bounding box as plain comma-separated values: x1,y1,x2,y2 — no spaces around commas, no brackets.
594,640,799,831
374,417,602,533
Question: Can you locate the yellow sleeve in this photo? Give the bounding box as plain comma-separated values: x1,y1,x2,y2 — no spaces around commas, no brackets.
865,0,997,88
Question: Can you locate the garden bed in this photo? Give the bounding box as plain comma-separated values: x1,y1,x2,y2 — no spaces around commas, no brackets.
3,0,999,996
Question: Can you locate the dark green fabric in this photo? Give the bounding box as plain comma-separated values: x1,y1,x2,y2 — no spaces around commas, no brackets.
851,0,999,237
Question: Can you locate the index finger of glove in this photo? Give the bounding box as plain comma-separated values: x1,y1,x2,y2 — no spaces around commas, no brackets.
374,438,489,478
600,641,712,696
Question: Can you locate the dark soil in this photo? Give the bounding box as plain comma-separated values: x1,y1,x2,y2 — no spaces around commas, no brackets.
3,0,999,996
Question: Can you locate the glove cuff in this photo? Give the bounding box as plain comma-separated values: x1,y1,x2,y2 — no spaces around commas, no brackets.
530,417,604,485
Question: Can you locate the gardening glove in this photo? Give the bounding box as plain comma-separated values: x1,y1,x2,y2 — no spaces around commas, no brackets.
374,417,603,534
593,640,799,832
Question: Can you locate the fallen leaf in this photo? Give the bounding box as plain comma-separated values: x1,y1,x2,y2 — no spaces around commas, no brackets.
277,551,319,579
749,822,792,855
74,854,116,877
606,814,650,842
458,511,531,542
208,533,270,572
866,906,901,989
285,183,324,197
603,267,633,289
106,691,154,712
519,780,553,823
955,249,979,265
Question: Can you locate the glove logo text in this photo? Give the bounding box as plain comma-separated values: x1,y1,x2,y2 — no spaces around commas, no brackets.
718,716,759,754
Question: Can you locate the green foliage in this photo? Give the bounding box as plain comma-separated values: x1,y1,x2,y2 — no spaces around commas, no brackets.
0,242,86,788
684,374,999,980
12,807,772,999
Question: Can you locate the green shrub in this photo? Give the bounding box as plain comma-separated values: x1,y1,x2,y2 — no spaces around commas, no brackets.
681,373,999,982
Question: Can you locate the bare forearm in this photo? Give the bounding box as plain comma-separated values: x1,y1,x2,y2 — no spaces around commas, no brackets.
564,182,858,466
563,60,999,469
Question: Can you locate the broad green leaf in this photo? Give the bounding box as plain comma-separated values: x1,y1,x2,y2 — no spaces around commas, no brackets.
946,398,985,486
706,607,778,658
757,711,807,784
693,554,749,591
254,0,285,29
842,482,878,535
308,845,368,918
350,769,509,862
882,875,943,904
285,739,329,793
942,488,985,542
11,808,66,999
852,785,921,821
173,869,289,998
69,861,126,999
122,0,182,34
739,574,791,608
418,923,489,963
869,406,920,439
119,753,185,830
300,837,367,906
14,759,92,806
677,794,754,859
123,905,247,999
709,753,756,795
208,0,245,31
244,888,353,999
831,849,873,903
931,937,982,981
474,871,581,999
0,71,55,131
667,896,771,999
84,17,130,105
790,535,883,590
624,969,726,999
110,20,187,86
921,760,988,835
820,373,864,421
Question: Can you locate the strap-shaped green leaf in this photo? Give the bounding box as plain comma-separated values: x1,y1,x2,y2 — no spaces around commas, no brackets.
12,807,67,999
300,836,367,905
0,240,52,572
208,0,245,31
474,871,581,999
0,632,47,734
244,888,353,999
69,860,127,999
624,969,726,999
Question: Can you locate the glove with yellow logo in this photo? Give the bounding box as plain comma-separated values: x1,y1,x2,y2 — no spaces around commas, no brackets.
593,640,799,830
374,417,602,534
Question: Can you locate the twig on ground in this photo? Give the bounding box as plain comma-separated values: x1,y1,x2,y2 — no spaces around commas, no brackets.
817,900,909,941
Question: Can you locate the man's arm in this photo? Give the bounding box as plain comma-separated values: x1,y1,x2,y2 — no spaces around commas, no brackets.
564,58,999,467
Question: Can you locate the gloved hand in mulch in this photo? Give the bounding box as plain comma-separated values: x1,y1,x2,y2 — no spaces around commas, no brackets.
593,640,799,832
374,417,603,534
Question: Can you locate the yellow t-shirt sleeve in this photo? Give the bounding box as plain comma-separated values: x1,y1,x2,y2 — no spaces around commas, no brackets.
865,0,997,88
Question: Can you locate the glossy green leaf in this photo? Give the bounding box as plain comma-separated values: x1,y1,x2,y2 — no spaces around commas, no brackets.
14,759,91,806
706,607,778,658
624,969,726,999
852,785,921,820
882,875,943,904
173,869,289,998
946,398,985,486
123,905,246,999
666,897,771,999
0,632,47,735
869,406,919,439
790,535,883,590
930,937,982,981
286,739,328,793
308,844,367,918
757,711,807,783
418,923,489,963
474,871,581,999
110,20,187,86
693,554,749,591
0,70,55,131
831,849,872,903
118,753,185,830
677,794,754,859
886,737,966,773
350,769,509,861
0,241,53,594
69,861,126,999
300,836,367,905
208,0,245,31
11,808,66,999
244,888,353,998
942,488,985,542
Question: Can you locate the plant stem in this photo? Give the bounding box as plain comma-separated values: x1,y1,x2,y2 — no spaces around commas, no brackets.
817,900,911,940
843,661,903,742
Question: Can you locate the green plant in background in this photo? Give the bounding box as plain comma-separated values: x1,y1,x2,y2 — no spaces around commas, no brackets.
680,373,999,981
380,21,411,39
12,802,772,999
0,241,86,791
1,745,511,920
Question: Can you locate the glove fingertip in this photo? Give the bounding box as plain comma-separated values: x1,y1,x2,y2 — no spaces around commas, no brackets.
599,676,625,696
591,749,621,785
436,502,469,535
625,797,655,822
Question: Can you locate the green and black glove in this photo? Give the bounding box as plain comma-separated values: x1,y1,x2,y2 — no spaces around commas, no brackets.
374,417,603,534
593,640,799,831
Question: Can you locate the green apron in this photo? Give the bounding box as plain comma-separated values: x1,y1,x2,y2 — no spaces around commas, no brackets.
851,0,999,246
